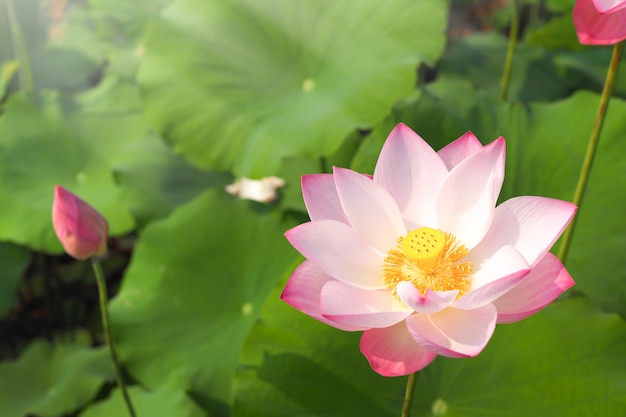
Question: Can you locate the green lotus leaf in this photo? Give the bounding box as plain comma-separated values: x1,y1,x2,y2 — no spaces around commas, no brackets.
411,297,626,416
109,188,298,415
80,373,205,417
0,339,113,417
233,281,626,416
233,280,406,417
0,77,147,252
138,0,448,176
113,133,232,229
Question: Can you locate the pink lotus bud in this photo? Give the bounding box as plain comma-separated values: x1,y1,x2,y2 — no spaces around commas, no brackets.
52,185,109,260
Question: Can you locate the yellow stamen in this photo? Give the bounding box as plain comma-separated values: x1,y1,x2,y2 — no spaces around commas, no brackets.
401,228,446,272
383,227,472,297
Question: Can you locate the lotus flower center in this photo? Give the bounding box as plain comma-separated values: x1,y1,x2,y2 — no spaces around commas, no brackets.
383,227,472,297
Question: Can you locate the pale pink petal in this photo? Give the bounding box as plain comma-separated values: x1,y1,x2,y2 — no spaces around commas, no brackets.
454,245,529,309
437,132,484,170
574,0,626,45
281,261,368,331
360,321,437,376
464,244,530,290
373,123,448,228
396,282,458,314
435,138,506,249
592,0,626,13
470,196,576,268
321,280,412,328
406,304,497,358
285,220,384,289
334,167,406,252
302,174,348,223
494,253,575,324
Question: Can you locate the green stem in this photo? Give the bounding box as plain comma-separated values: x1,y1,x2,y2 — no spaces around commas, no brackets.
401,372,418,417
91,259,137,417
500,0,518,101
557,41,624,263
3,0,33,93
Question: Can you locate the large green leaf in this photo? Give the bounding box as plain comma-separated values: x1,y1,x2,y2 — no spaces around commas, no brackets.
109,188,298,415
80,373,205,417
138,0,448,176
353,80,626,317
550,48,626,98
0,339,113,417
232,279,406,417
504,91,626,318
234,281,626,417
113,133,232,229
412,297,626,416
0,77,146,252
275,155,322,213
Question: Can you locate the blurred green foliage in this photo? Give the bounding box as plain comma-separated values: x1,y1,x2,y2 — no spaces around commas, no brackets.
0,0,624,416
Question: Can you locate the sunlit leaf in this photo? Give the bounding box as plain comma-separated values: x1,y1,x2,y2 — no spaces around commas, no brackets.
109,189,298,415
138,0,448,176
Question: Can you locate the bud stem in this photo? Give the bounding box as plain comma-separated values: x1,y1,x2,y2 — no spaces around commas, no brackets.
500,0,518,101
91,259,137,417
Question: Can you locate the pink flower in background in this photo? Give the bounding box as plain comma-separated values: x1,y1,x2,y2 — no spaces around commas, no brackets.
281,124,576,376
573,0,626,45
52,185,109,260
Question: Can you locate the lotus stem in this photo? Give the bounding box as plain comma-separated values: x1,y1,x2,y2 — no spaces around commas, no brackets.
500,0,518,101
3,0,33,93
91,259,137,417
557,41,624,263
401,372,418,417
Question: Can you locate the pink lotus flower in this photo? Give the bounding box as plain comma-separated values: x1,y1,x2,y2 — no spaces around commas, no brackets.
52,185,109,260
281,124,576,376
573,0,626,45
